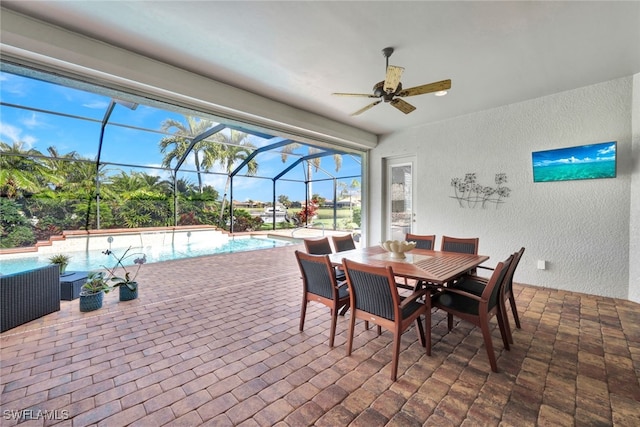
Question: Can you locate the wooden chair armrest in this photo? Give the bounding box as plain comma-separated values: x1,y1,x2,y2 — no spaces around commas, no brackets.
439,287,484,302
400,289,428,308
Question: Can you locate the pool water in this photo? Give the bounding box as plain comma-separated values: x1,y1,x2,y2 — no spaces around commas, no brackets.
0,236,293,275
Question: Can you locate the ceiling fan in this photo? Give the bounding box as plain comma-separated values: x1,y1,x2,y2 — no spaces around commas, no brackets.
333,47,451,116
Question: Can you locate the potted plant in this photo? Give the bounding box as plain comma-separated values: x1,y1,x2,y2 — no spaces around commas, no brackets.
49,253,71,275
102,246,147,301
79,271,110,312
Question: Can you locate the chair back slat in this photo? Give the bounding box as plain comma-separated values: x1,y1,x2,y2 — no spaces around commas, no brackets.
346,269,396,320
298,257,334,299
406,233,435,250
441,236,479,254
332,234,356,252
304,237,333,255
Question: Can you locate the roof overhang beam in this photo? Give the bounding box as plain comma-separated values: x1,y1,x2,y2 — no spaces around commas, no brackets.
230,137,293,178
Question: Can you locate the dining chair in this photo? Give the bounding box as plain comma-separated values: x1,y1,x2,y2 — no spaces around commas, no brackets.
341,258,429,381
452,247,526,344
405,233,436,250
399,233,436,289
304,237,346,282
440,235,481,276
440,235,479,254
503,247,525,330
303,237,333,255
294,250,350,347
432,254,512,372
331,234,356,252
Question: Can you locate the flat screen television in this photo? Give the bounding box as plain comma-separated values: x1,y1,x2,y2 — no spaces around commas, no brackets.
532,141,617,183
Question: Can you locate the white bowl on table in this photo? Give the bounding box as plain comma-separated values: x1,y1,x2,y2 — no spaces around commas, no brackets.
380,240,417,259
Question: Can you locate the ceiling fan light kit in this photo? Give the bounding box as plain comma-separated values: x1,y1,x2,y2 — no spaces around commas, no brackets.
333,47,451,116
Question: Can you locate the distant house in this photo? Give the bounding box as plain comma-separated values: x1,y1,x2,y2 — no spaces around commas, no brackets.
336,198,361,209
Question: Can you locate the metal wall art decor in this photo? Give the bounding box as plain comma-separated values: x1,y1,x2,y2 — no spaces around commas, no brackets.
450,173,510,208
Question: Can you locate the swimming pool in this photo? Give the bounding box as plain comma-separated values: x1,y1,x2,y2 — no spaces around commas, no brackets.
0,236,294,275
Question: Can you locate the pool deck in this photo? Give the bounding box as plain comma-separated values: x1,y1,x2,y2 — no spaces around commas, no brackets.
1,244,639,426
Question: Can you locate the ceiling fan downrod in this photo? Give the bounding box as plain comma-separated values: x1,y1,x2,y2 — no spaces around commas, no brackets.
382,47,394,70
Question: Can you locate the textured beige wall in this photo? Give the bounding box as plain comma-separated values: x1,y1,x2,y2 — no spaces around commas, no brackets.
371,77,634,299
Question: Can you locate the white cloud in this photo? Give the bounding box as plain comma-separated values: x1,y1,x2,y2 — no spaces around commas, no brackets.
0,122,37,147
22,135,37,147
598,144,616,155
83,101,110,109
0,122,21,141
202,174,228,192
21,112,41,128
0,74,27,96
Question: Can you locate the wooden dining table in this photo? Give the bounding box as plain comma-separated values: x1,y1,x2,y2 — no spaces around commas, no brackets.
328,245,490,286
329,246,490,357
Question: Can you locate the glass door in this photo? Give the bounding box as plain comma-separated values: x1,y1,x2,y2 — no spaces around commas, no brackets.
386,157,415,241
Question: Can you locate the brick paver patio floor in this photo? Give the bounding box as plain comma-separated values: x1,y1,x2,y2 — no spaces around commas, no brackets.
1,244,639,426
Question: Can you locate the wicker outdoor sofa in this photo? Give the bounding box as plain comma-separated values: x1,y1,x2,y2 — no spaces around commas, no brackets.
1,264,61,332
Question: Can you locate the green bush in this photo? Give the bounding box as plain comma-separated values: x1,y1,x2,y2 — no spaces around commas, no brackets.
0,198,36,247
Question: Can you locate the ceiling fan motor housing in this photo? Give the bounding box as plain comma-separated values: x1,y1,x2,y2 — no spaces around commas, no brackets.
373,81,402,101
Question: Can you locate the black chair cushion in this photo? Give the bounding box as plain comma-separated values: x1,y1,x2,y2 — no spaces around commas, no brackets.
401,299,425,319
453,276,486,296
433,292,480,316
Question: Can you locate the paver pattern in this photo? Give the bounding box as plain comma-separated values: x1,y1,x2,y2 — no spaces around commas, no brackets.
1,244,639,426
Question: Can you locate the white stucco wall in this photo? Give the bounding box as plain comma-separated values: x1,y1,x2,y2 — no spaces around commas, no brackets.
370,77,634,299
630,74,640,303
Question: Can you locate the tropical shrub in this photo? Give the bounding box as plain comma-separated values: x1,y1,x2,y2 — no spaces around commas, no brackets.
0,198,35,247
296,198,319,224
224,209,263,232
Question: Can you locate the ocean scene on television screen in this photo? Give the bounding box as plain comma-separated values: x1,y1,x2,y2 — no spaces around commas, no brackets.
532,141,616,182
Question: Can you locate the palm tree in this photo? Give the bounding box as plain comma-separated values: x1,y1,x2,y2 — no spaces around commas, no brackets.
203,130,257,224
108,171,173,228
279,143,342,202
159,116,220,193
0,141,52,198
174,177,198,196
43,146,80,190
338,178,360,217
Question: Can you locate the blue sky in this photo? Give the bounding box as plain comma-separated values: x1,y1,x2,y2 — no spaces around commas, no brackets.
0,71,362,202
532,141,616,167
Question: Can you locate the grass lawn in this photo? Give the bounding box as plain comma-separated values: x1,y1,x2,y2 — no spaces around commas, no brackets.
250,207,357,230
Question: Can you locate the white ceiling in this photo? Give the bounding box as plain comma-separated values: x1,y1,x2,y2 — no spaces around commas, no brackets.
3,1,640,136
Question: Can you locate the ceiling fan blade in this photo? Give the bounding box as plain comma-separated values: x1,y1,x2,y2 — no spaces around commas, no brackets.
397,79,452,97
333,92,379,98
390,98,416,114
351,100,382,116
384,65,404,93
